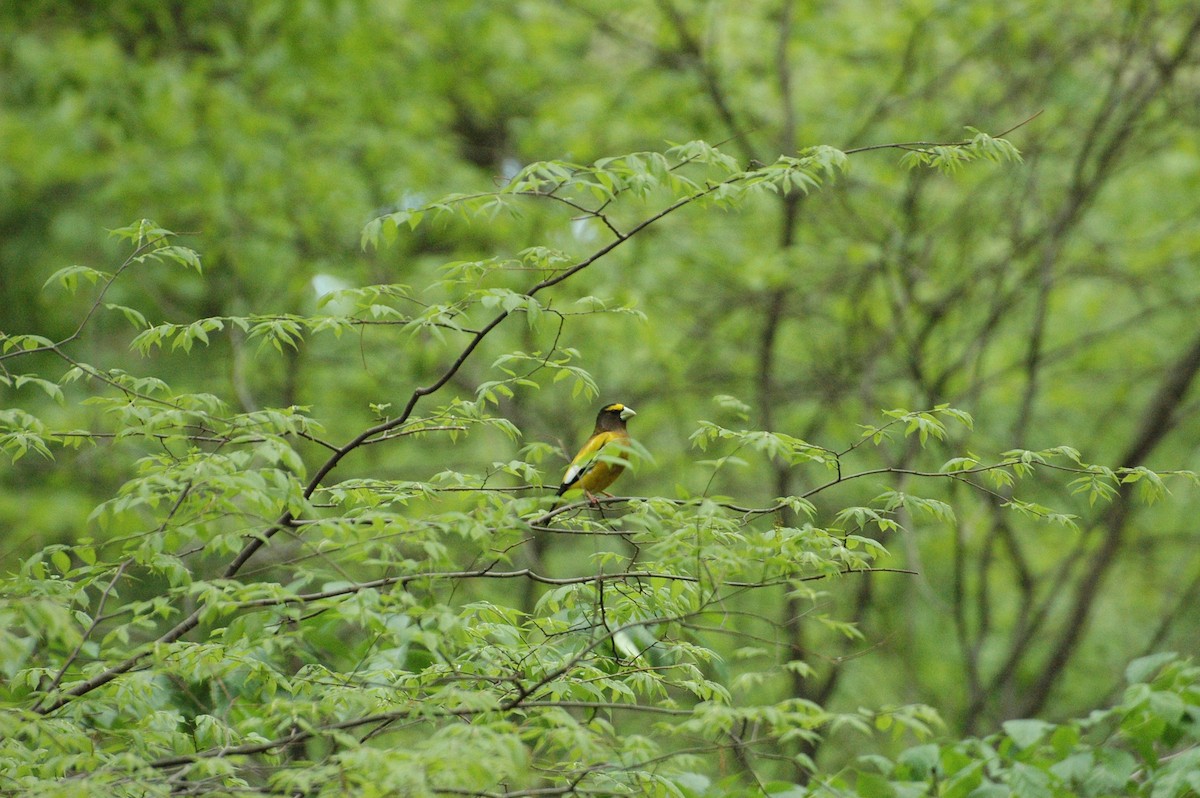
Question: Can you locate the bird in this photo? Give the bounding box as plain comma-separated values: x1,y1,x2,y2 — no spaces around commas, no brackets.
555,402,637,502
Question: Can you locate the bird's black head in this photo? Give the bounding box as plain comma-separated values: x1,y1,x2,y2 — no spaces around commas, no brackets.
595,402,636,432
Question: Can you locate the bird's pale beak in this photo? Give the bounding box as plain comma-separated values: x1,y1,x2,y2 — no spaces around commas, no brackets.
620,406,637,421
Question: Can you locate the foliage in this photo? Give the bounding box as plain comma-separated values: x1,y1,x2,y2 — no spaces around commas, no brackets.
3,1,1200,795
838,654,1200,798
0,141,1194,795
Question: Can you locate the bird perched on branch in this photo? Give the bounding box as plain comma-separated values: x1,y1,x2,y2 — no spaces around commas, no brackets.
555,402,637,502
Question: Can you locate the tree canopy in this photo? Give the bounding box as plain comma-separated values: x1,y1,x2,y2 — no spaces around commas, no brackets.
2,2,1199,796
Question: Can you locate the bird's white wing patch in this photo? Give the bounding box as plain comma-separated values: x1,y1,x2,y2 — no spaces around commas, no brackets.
562,448,602,487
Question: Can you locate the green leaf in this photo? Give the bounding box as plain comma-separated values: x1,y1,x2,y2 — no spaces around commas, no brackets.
43,265,110,293
854,771,894,798
1125,652,1177,684
897,744,940,779
1002,719,1054,750
105,303,149,330
1006,763,1051,798
50,548,71,574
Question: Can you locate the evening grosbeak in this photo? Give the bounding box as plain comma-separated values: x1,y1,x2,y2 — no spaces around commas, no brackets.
555,403,636,501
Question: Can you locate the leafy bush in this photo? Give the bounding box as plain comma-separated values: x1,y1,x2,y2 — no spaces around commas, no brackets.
2,139,1196,796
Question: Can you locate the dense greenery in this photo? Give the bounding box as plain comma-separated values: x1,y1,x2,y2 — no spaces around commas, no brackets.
3,2,1200,796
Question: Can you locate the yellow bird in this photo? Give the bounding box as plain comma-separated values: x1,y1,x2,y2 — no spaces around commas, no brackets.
555,403,637,501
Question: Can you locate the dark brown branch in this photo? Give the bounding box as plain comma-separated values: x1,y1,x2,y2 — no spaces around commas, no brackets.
656,0,756,161
30,560,129,713
1016,325,1200,716
32,123,1029,715
232,566,918,612
958,9,1200,726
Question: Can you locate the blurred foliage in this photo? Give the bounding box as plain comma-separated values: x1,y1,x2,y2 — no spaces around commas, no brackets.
2,0,1200,794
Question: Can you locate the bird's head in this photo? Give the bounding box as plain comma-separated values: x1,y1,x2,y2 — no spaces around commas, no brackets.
595,402,636,431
